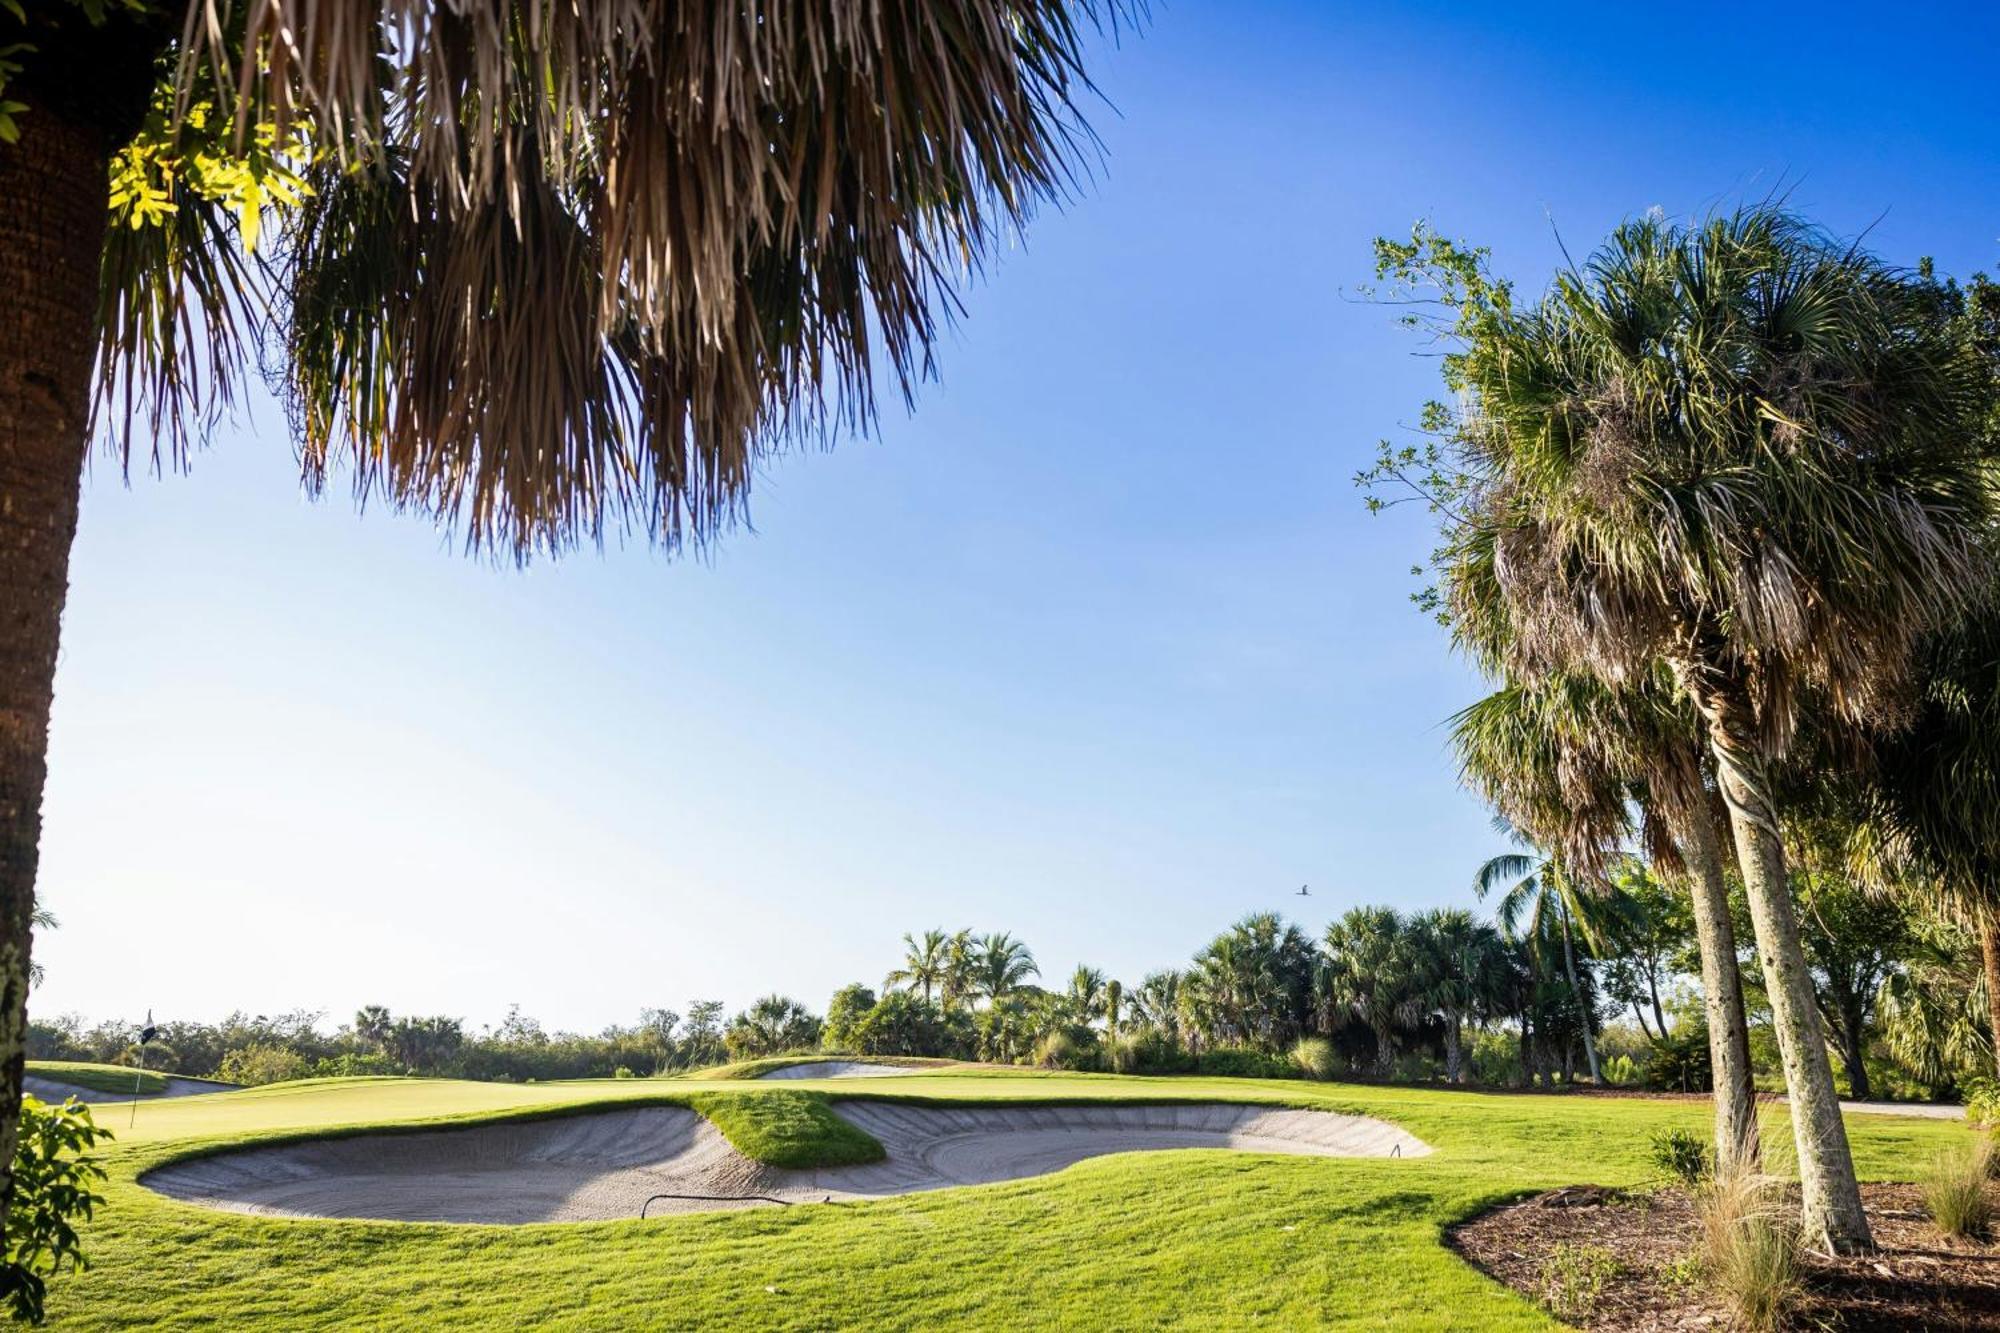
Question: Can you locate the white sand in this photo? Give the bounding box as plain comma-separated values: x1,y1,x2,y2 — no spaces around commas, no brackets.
142,1101,1430,1224
757,1061,924,1079
25,1073,236,1104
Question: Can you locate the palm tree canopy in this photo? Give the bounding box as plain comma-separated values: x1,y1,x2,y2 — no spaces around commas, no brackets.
54,0,1133,557
1416,208,1996,752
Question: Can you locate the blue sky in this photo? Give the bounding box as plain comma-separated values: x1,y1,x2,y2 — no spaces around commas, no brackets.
34,1,2000,1032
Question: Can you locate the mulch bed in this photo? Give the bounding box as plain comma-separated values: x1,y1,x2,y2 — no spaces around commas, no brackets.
1449,1182,2000,1330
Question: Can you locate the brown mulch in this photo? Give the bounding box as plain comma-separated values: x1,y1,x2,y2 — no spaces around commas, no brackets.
1449,1182,2000,1330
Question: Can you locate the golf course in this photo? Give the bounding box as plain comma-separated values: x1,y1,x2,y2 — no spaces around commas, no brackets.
40,1065,1967,1329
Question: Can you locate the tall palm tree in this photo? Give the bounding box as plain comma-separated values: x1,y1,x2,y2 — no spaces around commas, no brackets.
1406,209,1992,1250
1452,675,1760,1169
1473,849,1623,1084
1321,906,1419,1078
941,930,980,1013
976,933,1040,1003
0,0,1126,1221
885,930,951,1005
1407,907,1506,1084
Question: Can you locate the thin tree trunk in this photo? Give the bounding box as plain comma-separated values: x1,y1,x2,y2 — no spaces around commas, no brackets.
1674,803,1761,1175
1647,970,1667,1038
1557,903,1601,1082
1682,664,1872,1254
0,92,113,1221
1980,912,2000,1083
1443,1015,1463,1083
1632,1001,1656,1042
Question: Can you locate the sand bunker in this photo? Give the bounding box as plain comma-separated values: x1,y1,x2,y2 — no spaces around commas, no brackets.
757,1061,923,1079
142,1101,1430,1224
26,1073,235,1104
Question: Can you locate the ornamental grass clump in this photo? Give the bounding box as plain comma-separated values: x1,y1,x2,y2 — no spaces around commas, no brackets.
1921,1135,1996,1241
1290,1037,1337,1081
1695,1171,1802,1333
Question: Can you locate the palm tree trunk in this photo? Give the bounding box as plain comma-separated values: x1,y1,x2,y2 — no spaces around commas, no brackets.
1683,665,1872,1254
1557,903,1601,1082
1673,804,1761,1174
1980,911,2000,1083
0,91,115,1225
1443,1013,1463,1083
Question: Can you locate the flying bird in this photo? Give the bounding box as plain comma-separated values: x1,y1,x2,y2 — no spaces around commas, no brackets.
1296,884,1310,897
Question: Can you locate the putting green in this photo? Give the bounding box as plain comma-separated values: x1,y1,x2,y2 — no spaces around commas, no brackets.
50,1070,1970,1329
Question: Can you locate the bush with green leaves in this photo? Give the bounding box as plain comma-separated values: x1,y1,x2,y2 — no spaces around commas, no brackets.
1,1097,110,1324
216,1043,311,1087
1648,1127,1712,1187
1195,1047,1295,1080
1964,1078,2000,1129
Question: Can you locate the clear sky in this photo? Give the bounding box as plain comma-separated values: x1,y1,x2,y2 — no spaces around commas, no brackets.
33,1,2000,1034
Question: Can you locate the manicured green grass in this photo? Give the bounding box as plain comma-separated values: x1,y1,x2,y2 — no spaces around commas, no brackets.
685,1055,962,1080
48,1070,1970,1330
27,1061,168,1097
688,1090,885,1167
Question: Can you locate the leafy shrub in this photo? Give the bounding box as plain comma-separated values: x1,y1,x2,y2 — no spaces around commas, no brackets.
1468,1029,1523,1087
1963,1077,2000,1129
1540,1242,1617,1322
1649,1127,1712,1187
309,1052,399,1078
1921,1136,1995,1240
1035,1031,1102,1071
216,1043,311,1086
1,1097,110,1324
1121,1028,1196,1075
1290,1038,1337,1081
1601,1053,1641,1087
1696,1172,1800,1333
1196,1047,1294,1080
1646,1022,1712,1093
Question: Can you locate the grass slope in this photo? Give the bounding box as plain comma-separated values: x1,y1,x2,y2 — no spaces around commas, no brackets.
688,1090,885,1167
686,1055,961,1080
27,1062,168,1097
50,1071,1971,1331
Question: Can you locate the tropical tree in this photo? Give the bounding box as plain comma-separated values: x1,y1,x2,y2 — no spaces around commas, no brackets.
1129,970,1185,1042
941,931,980,1013
1387,209,1994,1250
1406,907,1506,1083
352,1006,393,1052
1451,674,1759,1167
724,995,821,1059
0,0,1125,1228
1878,912,1992,1088
1320,907,1419,1078
1188,913,1317,1051
1064,965,1107,1025
975,933,1040,1002
885,931,951,1005
1473,847,1627,1083
1864,604,2000,1078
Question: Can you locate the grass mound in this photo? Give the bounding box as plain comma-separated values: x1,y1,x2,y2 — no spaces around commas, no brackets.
27,1060,168,1096
688,1090,885,1168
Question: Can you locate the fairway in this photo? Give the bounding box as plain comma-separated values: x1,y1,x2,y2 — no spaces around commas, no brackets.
48,1068,1969,1330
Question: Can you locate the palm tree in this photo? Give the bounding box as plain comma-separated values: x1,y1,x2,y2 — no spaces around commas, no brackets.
885,931,950,1005
1406,209,1992,1250
1065,965,1107,1025
941,931,980,1013
1129,970,1185,1041
1406,907,1506,1084
1321,907,1419,1078
976,933,1040,1003
1474,846,1630,1084
0,0,1126,1221
352,1005,393,1052
1452,675,1759,1169
1864,606,2000,1078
